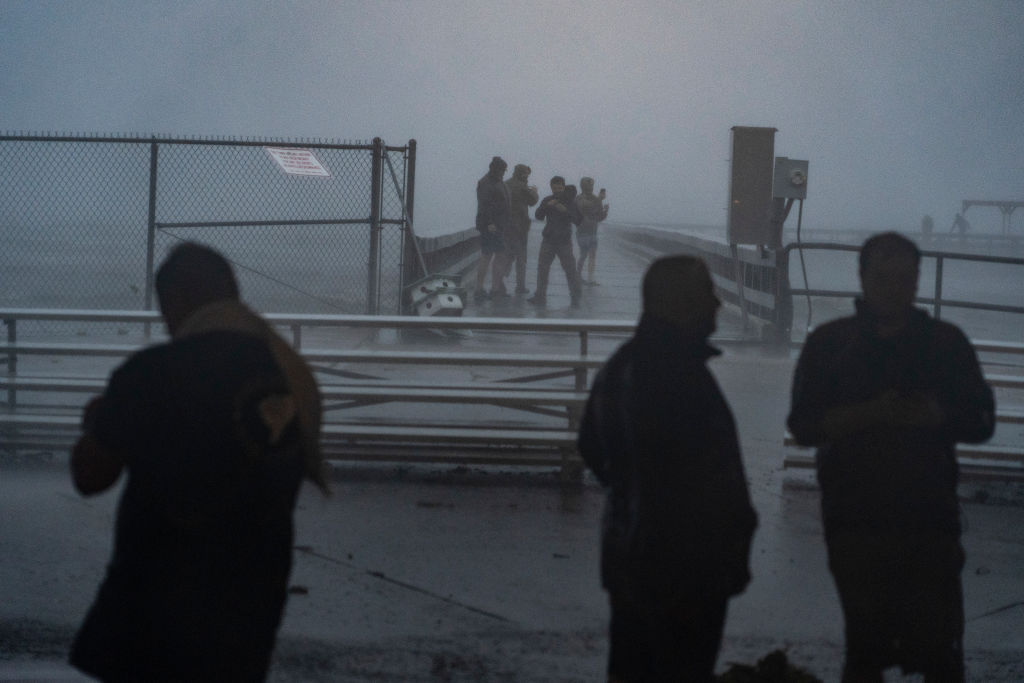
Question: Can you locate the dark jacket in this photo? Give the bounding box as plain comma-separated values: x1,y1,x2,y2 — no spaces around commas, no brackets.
578,314,757,607
535,186,581,245
787,302,995,535
505,165,539,231
475,171,511,233
70,331,306,682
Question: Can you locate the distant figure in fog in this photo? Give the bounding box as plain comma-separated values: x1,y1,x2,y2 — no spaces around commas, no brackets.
529,176,584,308
921,214,933,237
579,255,757,682
474,156,512,302
69,242,326,682
950,212,970,236
504,163,539,295
787,232,995,683
575,177,608,285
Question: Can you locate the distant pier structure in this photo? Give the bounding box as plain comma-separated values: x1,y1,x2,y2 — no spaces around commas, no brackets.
961,199,1024,235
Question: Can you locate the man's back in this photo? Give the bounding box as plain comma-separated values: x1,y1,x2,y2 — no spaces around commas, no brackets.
70,330,305,681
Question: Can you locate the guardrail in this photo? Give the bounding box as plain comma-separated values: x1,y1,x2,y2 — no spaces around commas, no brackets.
610,225,1024,345
3,308,1021,479
1,309,638,475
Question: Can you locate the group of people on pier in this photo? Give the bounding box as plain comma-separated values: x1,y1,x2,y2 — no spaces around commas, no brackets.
474,155,609,307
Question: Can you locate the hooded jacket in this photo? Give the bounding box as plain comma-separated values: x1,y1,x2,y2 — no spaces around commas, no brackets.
505,164,539,230
475,165,511,233
535,185,582,245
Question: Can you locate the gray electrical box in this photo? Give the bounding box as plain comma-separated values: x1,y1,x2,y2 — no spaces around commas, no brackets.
727,126,777,246
773,157,809,199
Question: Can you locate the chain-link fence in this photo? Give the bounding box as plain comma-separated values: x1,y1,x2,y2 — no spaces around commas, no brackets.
1,134,419,323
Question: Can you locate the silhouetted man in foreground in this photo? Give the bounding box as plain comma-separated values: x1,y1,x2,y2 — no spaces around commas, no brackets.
579,255,757,682
70,242,326,682
788,232,995,683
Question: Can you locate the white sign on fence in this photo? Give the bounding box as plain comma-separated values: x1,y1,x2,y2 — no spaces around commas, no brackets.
265,147,331,177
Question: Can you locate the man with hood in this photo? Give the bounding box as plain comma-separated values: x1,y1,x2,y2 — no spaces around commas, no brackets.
504,163,539,294
788,232,994,682
575,177,608,285
474,156,512,302
69,242,326,682
579,255,757,681
529,176,583,307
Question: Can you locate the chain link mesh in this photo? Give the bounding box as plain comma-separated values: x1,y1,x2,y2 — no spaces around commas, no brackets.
1,135,414,339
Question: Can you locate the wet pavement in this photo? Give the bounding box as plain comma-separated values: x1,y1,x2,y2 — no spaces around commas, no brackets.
2,226,1023,681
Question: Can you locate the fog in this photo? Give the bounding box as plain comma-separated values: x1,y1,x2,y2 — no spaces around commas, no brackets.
2,1,1022,235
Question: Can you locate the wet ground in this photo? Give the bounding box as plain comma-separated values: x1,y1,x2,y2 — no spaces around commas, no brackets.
2,227,1022,681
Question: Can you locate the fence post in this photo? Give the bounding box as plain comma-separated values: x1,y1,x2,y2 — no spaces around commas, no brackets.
401,139,420,305
144,140,159,312
144,140,159,338
367,138,383,315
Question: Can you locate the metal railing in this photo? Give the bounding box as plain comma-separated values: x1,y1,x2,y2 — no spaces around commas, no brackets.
783,241,1024,331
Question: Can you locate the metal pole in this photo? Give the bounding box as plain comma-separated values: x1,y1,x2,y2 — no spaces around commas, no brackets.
934,255,944,320
401,139,420,298
143,140,160,339
367,138,383,315
144,141,159,308
774,246,793,346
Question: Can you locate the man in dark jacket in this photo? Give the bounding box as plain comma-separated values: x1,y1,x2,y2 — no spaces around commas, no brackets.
504,163,539,294
474,156,512,302
529,176,583,307
788,232,995,682
579,255,757,682
69,243,325,682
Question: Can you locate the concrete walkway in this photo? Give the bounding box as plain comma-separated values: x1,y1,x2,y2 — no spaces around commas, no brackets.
3,227,1022,681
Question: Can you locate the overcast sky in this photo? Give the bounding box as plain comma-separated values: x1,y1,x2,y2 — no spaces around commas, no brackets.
2,1,1022,236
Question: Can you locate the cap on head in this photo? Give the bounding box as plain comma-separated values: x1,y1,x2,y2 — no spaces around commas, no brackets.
489,156,507,172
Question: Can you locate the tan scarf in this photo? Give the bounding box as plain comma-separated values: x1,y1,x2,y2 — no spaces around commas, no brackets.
176,300,328,493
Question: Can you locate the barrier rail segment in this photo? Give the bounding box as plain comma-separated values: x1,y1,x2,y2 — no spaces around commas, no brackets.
784,242,1024,323
4,307,1022,478
610,225,1024,343
1,308,636,354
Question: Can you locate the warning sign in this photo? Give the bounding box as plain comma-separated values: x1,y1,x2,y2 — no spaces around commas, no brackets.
265,147,331,177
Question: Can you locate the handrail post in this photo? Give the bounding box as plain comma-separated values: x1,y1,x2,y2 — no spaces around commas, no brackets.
773,246,793,347
934,255,944,320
